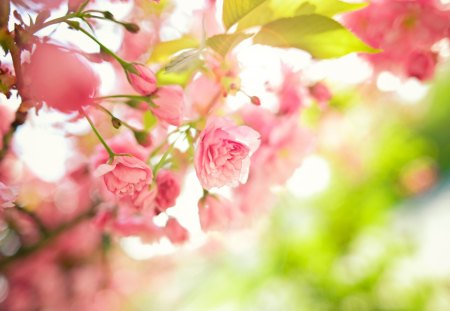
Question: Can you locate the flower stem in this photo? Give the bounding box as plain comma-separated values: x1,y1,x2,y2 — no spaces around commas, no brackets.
94,104,140,132
80,108,115,160
13,204,49,237
29,12,82,34
72,23,130,69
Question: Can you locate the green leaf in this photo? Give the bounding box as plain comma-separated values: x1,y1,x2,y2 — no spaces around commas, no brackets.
148,36,199,64
307,0,367,16
222,0,267,30
143,111,158,131
206,33,252,56
156,67,196,87
253,14,379,59
164,48,202,73
236,0,367,31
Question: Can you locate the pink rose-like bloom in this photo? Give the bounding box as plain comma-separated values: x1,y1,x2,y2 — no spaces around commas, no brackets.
198,195,234,232
151,85,185,126
95,156,153,199
195,118,261,190
23,43,98,113
155,170,181,211
127,64,158,96
165,218,188,244
0,182,16,208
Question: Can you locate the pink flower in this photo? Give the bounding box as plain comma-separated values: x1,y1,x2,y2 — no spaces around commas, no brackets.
127,64,158,96
185,74,222,118
164,218,188,244
0,181,16,208
112,214,163,242
198,195,234,232
309,82,332,105
23,43,98,113
195,117,260,189
242,107,314,185
0,104,13,150
344,0,449,79
277,65,304,115
95,156,153,199
155,170,181,211
151,86,184,126
405,50,436,81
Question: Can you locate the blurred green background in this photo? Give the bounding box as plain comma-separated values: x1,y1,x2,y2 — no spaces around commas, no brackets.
122,64,450,311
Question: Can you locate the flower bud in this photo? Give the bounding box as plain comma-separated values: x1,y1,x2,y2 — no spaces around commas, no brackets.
127,64,158,96
250,96,261,106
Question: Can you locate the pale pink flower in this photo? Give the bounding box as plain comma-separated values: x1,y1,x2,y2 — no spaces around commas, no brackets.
0,181,16,208
277,65,305,115
127,64,158,96
151,85,185,126
155,170,181,211
23,43,98,113
242,107,314,185
185,74,222,118
165,218,188,244
95,156,153,199
195,117,261,189
198,195,234,232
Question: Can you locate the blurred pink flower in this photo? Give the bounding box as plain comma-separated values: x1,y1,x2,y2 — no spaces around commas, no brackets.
165,218,188,244
309,82,332,107
344,0,450,80
151,85,185,126
23,43,98,113
405,50,436,81
95,156,153,200
0,104,13,150
195,117,261,189
112,213,163,242
0,181,16,208
127,64,158,96
198,195,234,232
185,74,222,118
155,170,181,211
277,65,305,115
243,107,314,185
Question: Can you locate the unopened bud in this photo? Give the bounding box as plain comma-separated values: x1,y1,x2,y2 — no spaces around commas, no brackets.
124,22,140,33
111,117,122,129
250,96,261,106
127,64,157,96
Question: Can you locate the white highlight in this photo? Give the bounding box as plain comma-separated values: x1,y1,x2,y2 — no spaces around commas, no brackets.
120,237,176,260
13,111,73,182
286,155,331,198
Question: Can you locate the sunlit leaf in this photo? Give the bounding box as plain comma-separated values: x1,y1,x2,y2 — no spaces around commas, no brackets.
164,48,202,73
206,33,252,56
237,0,367,31
156,67,196,87
222,0,267,30
148,36,199,64
143,111,158,130
253,14,379,59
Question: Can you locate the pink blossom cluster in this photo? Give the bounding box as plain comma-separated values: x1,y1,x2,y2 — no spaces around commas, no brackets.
344,0,450,81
